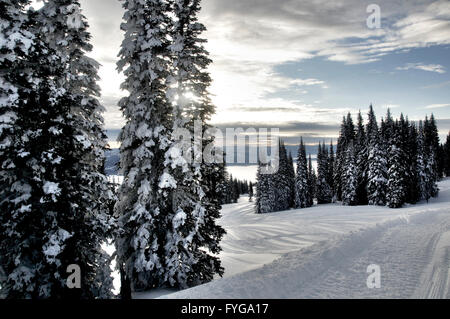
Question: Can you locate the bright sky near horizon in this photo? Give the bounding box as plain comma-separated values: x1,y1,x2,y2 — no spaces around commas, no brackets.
32,0,450,147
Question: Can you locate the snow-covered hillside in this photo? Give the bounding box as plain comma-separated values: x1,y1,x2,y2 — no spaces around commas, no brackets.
143,178,450,299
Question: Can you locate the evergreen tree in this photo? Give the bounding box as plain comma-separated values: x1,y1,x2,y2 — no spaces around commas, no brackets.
381,108,395,146
333,117,346,202
437,144,445,179
41,0,115,297
416,121,428,202
294,138,309,208
444,132,450,177
163,0,225,288
342,142,358,206
334,114,355,201
273,141,291,211
0,0,39,298
424,114,440,182
232,177,240,202
220,167,232,204
366,105,387,206
425,147,439,200
316,142,332,204
386,120,407,208
256,161,275,214
418,118,439,201
398,115,413,203
115,0,174,291
327,141,335,200
248,182,254,202
287,152,296,208
405,122,420,203
1,0,114,298
307,155,316,206
355,111,368,205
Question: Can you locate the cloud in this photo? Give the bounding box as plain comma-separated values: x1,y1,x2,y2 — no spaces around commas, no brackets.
421,80,450,89
202,0,450,64
425,103,450,109
291,78,328,87
67,0,450,137
436,119,450,141
202,0,450,127
381,104,401,109
396,63,446,73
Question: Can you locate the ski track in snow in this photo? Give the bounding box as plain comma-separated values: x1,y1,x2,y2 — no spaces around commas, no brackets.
137,179,450,299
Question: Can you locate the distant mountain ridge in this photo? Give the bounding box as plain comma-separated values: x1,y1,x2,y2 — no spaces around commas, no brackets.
104,149,120,175
104,144,325,176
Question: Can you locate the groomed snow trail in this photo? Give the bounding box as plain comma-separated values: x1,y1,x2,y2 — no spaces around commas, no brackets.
153,179,450,299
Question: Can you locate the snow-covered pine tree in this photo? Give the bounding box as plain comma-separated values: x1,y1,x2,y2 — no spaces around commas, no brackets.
386,121,407,208
307,154,316,206
316,142,332,204
0,0,37,298
256,161,275,214
333,117,346,202
219,165,229,197
366,105,387,206
416,121,428,202
327,141,335,200
220,167,232,204
381,108,395,146
249,181,254,202
162,0,225,289
295,138,309,208
273,141,291,211
424,115,440,197
255,165,263,213
355,111,368,205
342,142,358,206
322,142,330,193
38,0,115,298
398,115,415,204
232,177,240,203
425,147,438,201
334,114,355,202
444,132,450,177
227,175,234,203
437,144,445,179
115,0,174,292
1,0,114,298
287,152,296,208
403,121,420,204
244,181,250,194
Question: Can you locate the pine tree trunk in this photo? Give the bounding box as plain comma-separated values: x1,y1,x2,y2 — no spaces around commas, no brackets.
120,267,132,300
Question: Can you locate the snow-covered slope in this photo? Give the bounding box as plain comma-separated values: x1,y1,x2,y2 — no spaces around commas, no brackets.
147,178,450,299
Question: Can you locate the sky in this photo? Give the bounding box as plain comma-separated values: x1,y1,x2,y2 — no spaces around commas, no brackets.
33,0,450,148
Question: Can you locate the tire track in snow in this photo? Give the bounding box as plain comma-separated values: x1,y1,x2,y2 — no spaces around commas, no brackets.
413,230,450,299
153,179,450,299
162,209,450,299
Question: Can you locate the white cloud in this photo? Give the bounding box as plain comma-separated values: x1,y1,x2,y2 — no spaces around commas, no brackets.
396,63,446,74
421,81,450,89
381,104,401,109
202,0,450,126
425,103,450,109
71,0,450,133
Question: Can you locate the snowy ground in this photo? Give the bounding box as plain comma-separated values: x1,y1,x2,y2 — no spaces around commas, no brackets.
136,178,450,299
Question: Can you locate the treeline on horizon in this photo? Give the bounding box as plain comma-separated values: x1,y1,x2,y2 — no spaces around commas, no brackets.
221,175,254,205
256,105,450,213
